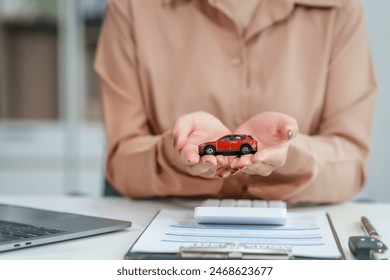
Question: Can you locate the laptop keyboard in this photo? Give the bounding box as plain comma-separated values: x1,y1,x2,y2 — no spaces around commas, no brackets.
194,199,287,225
0,220,66,243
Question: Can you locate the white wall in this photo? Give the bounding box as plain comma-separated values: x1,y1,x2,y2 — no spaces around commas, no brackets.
358,0,390,202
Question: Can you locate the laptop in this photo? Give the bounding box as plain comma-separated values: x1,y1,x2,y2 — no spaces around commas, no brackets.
0,203,131,253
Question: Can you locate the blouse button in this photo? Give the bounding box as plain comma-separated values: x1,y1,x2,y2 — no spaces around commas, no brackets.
231,56,242,66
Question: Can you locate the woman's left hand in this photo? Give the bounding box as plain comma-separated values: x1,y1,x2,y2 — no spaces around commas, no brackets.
230,112,298,176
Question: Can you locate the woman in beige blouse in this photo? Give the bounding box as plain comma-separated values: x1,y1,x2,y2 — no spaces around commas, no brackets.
95,0,377,203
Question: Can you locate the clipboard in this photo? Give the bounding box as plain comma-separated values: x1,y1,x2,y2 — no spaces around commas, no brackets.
124,210,345,260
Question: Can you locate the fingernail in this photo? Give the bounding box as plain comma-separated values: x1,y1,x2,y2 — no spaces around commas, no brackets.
218,171,230,178
287,129,293,140
223,172,231,178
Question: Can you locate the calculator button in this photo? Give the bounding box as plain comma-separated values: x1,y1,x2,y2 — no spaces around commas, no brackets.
219,199,236,207
252,200,268,208
236,200,252,207
268,201,287,208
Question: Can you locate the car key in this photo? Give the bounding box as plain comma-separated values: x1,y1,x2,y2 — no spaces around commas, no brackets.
348,236,388,260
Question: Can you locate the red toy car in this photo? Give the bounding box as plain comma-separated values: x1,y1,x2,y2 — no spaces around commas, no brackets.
198,134,258,156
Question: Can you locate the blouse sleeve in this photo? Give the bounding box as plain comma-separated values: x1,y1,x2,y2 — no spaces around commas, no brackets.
249,0,377,203
94,0,224,198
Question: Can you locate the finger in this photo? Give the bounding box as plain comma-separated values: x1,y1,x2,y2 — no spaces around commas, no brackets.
187,164,212,176
253,144,288,168
244,162,274,176
230,167,241,175
216,155,228,167
185,162,215,176
226,155,238,165
280,117,298,141
186,165,211,177
229,156,241,170
197,164,226,179
179,147,200,166
229,157,238,169
184,155,218,176
235,154,253,169
217,166,232,178
199,155,218,167
172,116,194,150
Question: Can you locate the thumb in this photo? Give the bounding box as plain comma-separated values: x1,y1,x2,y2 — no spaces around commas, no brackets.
172,116,194,150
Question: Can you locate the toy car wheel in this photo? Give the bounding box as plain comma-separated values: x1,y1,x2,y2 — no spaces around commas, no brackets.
240,144,252,155
204,145,216,155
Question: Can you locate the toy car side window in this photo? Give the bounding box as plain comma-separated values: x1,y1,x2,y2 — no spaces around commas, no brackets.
221,136,230,141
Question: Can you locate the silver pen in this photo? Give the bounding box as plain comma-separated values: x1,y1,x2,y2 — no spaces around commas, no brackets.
360,216,389,260
361,216,381,239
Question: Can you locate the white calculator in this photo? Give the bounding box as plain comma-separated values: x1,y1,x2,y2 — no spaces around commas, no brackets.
194,199,287,225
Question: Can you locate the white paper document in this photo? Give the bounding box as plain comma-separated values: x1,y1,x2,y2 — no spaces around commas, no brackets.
131,209,342,259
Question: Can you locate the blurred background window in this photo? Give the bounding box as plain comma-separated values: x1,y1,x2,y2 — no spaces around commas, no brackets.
0,0,107,196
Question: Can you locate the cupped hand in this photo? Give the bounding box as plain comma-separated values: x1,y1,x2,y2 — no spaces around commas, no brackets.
230,112,298,176
172,111,233,178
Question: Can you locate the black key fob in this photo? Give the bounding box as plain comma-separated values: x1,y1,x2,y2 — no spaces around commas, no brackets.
348,236,388,260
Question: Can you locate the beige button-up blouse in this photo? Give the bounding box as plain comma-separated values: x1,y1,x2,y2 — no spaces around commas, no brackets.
95,0,377,203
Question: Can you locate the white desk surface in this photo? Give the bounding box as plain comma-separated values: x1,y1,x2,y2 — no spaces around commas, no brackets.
0,196,389,260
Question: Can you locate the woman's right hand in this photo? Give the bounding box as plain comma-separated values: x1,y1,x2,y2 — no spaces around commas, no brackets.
172,111,232,178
